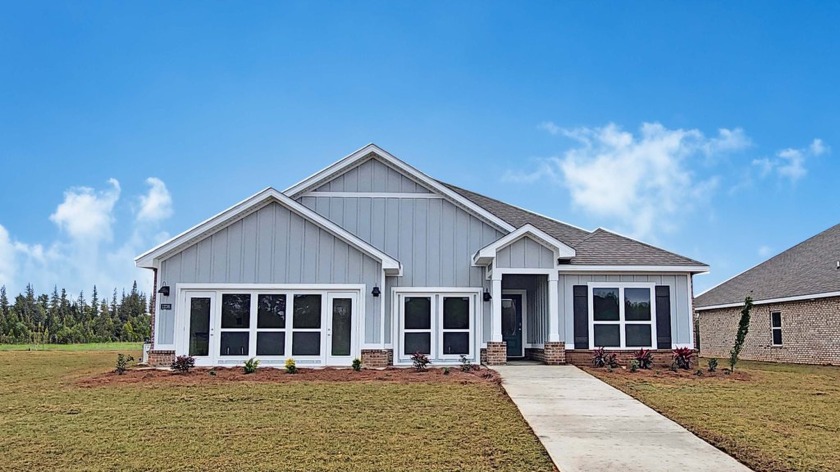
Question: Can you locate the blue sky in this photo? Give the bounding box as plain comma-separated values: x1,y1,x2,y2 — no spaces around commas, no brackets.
1,1,838,296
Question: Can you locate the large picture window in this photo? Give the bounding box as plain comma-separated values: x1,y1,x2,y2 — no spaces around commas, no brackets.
399,291,476,360
590,284,656,349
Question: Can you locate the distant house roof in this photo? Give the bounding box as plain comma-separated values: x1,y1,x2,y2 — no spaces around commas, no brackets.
442,182,707,271
695,223,840,309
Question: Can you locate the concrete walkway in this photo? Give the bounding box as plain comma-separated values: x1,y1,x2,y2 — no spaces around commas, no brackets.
494,365,752,472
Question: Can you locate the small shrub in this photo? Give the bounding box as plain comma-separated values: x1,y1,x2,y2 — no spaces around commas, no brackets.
443,367,450,375
209,370,217,376
669,360,679,372
115,354,134,375
694,369,704,376
352,358,362,372
243,357,259,374
707,358,718,372
633,348,653,369
171,355,195,373
628,359,639,372
592,347,618,368
411,352,431,372
672,347,694,370
285,358,297,374
459,354,477,372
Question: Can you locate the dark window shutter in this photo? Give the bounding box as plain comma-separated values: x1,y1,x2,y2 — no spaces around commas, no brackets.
573,285,589,349
655,286,672,349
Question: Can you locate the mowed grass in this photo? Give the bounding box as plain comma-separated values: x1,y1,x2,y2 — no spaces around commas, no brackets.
0,342,142,351
0,350,554,471
588,360,840,472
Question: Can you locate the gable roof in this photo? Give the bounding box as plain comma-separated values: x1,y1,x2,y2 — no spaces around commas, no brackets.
695,223,840,309
135,187,402,275
473,224,576,266
442,182,707,272
284,144,516,233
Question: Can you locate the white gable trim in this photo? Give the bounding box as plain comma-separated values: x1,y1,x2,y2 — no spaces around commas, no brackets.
472,224,576,266
284,143,516,233
134,187,402,275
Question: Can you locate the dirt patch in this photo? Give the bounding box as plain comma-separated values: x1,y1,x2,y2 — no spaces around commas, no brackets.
78,366,501,387
582,365,752,381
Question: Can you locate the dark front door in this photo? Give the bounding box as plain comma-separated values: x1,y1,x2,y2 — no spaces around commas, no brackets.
502,294,523,358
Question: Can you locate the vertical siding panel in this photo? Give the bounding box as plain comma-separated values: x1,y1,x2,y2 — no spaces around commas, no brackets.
315,195,330,219
196,238,212,282
343,166,359,192
342,198,358,234
384,199,400,255
299,196,316,212
210,229,228,283
333,240,349,283
523,239,539,268
355,198,372,242
371,158,387,192
317,228,334,282
439,202,455,286
413,199,427,285
256,205,275,283
454,209,470,286
227,221,243,283
272,206,289,283
356,160,372,192
181,245,198,282
427,199,441,285
386,167,401,192
398,199,414,286
302,221,319,281
370,198,386,250
285,213,304,283
329,197,344,227
240,212,258,282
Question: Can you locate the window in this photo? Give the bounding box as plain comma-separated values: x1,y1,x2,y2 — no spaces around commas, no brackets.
398,291,476,360
771,311,783,346
256,294,286,356
590,284,655,349
292,294,322,356
220,294,251,356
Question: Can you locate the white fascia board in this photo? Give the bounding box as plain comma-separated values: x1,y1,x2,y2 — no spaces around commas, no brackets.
135,187,402,275
472,224,575,265
557,265,709,274
283,144,516,233
695,291,840,311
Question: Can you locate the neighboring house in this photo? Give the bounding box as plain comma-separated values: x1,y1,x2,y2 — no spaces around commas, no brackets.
136,144,708,368
694,223,840,365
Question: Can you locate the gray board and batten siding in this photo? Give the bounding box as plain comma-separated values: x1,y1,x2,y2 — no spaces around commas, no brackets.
155,201,383,345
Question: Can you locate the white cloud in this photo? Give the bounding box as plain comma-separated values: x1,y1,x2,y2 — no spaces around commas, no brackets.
539,121,562,135
751,138,827,183
509,122,748,239
137,177,173,222
0,178,174,297
49,179,120,242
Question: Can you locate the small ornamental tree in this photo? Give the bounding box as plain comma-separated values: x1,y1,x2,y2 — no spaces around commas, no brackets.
729,296,753,371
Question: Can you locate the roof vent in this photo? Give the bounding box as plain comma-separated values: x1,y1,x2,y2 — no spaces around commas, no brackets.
836,260,839,270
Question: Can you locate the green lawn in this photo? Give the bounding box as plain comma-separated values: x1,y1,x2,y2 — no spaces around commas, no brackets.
0,342,143,351
0,350,554,471
587,360,840,472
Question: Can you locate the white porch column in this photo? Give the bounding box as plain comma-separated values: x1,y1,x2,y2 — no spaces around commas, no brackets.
491,274,503,342
548,272,560,343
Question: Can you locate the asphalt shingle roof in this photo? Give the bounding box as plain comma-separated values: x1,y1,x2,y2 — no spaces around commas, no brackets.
695,223,840,308
441,182,706,269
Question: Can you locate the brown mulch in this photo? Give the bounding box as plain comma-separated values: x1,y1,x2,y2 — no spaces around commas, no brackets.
582,365,752,381
77,366,502,387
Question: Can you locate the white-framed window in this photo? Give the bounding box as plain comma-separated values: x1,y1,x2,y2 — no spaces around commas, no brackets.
771,311,783,346
588,283,657,349
397,290,476,360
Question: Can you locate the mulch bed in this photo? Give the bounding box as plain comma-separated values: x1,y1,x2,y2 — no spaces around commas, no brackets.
78,366,501,387
582,365,752,381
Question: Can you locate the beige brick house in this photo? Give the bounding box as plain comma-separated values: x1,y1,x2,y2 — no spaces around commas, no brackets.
695,223,840,365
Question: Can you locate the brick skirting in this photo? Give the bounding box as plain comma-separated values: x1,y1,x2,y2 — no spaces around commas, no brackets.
524,348,545,363
361,349,393,368
147,350,175,367
565,349,679,368
543,342,566,365
484,341,507,365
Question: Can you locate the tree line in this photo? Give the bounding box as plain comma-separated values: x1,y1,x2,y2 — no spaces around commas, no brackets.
0,282,150,344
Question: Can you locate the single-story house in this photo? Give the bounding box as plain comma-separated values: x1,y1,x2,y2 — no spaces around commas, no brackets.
694,223,840,365
136,144,708,368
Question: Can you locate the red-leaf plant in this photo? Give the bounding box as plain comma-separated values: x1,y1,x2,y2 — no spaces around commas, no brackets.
672,347,694,370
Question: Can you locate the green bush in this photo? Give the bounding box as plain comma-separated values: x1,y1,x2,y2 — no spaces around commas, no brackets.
443,367,450,375
115,353,134,375
628,359,639,372
351,358,362,372
592,347,618,368
243,357,259,374
707,358,718,372
285,358,297,374
410,352,431,372
459,354,475,372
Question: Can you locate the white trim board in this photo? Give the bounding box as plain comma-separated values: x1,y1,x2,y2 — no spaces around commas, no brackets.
283,144,516,233
695,291,840,311
135,187,402,275
473,224,575,266
558,265,709,274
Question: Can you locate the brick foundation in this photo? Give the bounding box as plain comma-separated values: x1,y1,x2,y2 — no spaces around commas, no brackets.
484,341,507,365
524,348,545,362
361,349,393,368
697,297,840,365
565,349,678,368
147,350,175,367
543,342,566,365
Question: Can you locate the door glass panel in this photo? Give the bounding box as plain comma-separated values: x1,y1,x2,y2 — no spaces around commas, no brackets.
258,294,286,328
221,294,251,328
293,295,322,329
593,324,620,347
257,332,285,356
502,299,517,336
331,298,352,357
443,297,469,329
404,332,431,354
292,332,321,355
625,324,651,347
219,332,249,356
442,333,469,355
189,298,211,356
593,288,620,321
624,288,651,321
404,297,431,329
